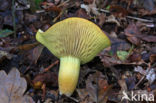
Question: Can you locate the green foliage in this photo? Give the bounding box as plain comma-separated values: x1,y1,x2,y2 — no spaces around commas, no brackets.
0,29,14,38
35,0,43,9
117,50,129,61
29,0,44,12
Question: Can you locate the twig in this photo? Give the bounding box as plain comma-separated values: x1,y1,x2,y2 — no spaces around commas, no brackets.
99,9,110,13
12,0,16,38
99,9,154,23
57,0,70,7
53,10,64,22
126,16,153,23
134,64,151,89
134,75,145,89
151,62,156,68
67,96,79,103
43,60,59,72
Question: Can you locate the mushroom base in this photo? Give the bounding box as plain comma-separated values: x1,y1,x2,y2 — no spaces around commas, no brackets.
59,56,80,96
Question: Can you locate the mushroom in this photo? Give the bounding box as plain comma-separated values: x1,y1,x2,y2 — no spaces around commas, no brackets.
36,17,111,96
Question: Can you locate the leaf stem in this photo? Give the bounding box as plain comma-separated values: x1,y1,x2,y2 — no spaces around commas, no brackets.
12,0,16,38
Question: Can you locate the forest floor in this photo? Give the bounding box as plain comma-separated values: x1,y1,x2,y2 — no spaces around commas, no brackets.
0,0,156,103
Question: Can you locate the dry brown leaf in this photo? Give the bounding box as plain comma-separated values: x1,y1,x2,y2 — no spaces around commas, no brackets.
100,55,122,67
0,68,34,103
54,0,60,5
118,79,127,91
106,15,120,26
84,0,94,4
138,8,156,16
128,51,142,62
134,66,156,84
98,13,106,27
41,2,61,13
32,71,58,89
124,23,141,45
110,5,128,18
0,50,13,62
75,8,90,19
77,71,112,103
139,35,156,43
125,22,156,44
15,42,40,51
45,5,61,13
80,0,100,16
150,54,156,63
27,44,44,64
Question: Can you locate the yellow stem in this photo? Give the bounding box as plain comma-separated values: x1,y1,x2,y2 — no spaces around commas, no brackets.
59,56,80,96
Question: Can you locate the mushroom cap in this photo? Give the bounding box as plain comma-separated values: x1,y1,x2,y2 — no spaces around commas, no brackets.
36,17,111,64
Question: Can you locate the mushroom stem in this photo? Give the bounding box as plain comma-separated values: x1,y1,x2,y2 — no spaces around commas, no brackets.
59,56,80,96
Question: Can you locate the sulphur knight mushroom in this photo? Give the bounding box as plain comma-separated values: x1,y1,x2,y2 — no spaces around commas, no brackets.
36,17,111,96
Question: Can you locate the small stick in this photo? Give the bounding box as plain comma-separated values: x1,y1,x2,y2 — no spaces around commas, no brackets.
53,10,64,22
134,63,151,89
57,0,70,7
41,83,46,100
126,16,153,23
12,0,16,38
43,60,59,72
99,9,153,23
67,96,79,103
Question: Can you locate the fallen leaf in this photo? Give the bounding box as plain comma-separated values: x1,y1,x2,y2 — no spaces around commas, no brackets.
146,68,156,84
0,50,13,62
54,0,60,5
124,22,141,45
106,15,120,26
150,54,156,63
27,44,44,64
109,5,128,18
138,8,156,16
118,79,127,91
117,50,129,61
14,42,39,51
141,0,154,11
98,13,106,27
75,8,90,19
45,5,61,13
4,15,13,26
134,66,156,84
77,89,89,102
99,54,122,67
0,29,14,38
84,0,94,4
128,52,142,62
24,13,38,24
41,2,61,13
77,71,112,103
0,0,11,11
15,1,30,10
29,0,43,12
80,0,100,16
0,68,34,103
125,22,156,44
139,35,156,42
134,66,147,75
110,38,132,55
32,71,58,89
125,77,136,90
127,36,141,45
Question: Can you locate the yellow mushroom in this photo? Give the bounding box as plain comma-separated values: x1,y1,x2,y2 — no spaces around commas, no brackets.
36,17,111,96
